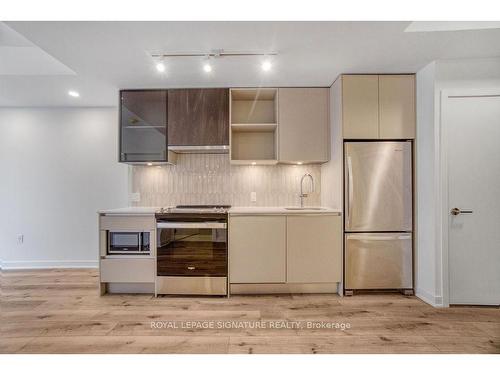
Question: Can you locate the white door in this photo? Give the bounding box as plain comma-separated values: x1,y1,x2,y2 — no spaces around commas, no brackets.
444,91,500,305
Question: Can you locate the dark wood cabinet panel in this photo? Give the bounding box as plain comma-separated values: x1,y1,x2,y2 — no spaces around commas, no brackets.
168,88,229,146
119,90,168,163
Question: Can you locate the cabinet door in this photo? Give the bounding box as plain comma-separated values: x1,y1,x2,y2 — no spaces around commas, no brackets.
120,90,168,163
379,75,415,139
287,215,342,283
229,216,286,283
168,88,229,146
342,75,379,139
278,88,329,163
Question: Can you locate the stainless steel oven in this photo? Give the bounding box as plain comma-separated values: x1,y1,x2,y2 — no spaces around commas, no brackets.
107,231,151,255
156,207,228,296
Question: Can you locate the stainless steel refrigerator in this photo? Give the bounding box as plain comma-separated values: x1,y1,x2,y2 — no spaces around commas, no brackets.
344,141,413,292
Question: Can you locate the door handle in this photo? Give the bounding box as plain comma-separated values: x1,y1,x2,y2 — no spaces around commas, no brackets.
450,208,473,216
346,156,353,227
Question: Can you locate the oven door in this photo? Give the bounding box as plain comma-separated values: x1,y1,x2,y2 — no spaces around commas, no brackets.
156,222,227,277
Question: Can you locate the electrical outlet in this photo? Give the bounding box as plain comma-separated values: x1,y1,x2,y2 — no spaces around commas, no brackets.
250,192,257,202
130,192,140,203
17,234,24,245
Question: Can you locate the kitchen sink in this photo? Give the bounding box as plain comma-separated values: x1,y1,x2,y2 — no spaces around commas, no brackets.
285,207,325,210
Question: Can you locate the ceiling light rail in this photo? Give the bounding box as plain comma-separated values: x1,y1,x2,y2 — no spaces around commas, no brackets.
151,51,278,59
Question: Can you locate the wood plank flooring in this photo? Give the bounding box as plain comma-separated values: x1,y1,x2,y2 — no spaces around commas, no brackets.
1,269,499,354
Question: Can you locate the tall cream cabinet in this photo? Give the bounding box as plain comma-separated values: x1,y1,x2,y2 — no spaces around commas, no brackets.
378,75,416,139
342,74,415,139
287,215,342,283
229,215,286,283
278,88,330,163
342,75,379,139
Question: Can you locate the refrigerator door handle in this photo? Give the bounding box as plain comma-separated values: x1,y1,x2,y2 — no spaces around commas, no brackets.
346,156,353,228
347,234,412,241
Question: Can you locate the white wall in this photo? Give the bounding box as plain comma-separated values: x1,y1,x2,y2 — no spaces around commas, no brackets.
415,61,439,305
415,57,500,306
0,108,128,269
321,78,343,210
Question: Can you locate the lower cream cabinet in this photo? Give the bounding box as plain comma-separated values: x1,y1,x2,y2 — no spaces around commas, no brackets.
287,215,342,283
229,215,286,283
229,214,342,288
100,258,155,283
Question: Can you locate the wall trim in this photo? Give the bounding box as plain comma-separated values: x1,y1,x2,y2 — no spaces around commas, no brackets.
416,288,444,307
0,260,98,270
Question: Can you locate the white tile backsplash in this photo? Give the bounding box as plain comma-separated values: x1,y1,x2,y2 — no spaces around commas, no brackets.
131,154,321,207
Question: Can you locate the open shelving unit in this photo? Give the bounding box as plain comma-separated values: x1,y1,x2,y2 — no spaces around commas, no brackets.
230,88,278,165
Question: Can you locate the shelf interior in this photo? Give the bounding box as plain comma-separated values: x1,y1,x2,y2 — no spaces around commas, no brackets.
231,131,276,161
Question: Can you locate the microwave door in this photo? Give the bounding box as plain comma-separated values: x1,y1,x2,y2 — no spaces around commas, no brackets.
108,232,142,254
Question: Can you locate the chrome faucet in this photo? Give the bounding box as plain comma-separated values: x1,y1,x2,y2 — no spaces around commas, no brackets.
299,173,315,208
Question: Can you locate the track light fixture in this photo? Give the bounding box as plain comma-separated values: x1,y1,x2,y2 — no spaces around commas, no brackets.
151,50,277,74
155,56,166,73
203,55,212,73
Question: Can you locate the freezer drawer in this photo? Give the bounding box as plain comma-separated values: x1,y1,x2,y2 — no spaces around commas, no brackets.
344,141,412,232
345,233,412,289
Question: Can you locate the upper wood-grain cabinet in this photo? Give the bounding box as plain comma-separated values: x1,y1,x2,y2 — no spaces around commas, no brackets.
342,75,379,139
342,74,415,139
278,88,329,163
168,88,229,146
379,75,415,139
119,90,169,163
286,215,342,283
229,215,286,283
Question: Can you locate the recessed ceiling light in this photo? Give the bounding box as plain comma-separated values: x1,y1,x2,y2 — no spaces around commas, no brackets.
156,61,166,73
203,62,212,73
68,90,80,97
147,162,153,166
261,60,272,72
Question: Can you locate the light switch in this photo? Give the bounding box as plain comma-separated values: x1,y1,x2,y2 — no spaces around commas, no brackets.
250,192,257,202
130,192,141,203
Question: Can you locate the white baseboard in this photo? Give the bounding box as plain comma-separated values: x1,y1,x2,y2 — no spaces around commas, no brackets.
416,288,444,307
0,260,98,270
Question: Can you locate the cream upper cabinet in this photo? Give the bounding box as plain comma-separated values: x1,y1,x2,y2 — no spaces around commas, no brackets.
342,75,379,139
379,75,416,139
286,215,342,283
341,74,415,140
278,88,329,163
229,216,286,283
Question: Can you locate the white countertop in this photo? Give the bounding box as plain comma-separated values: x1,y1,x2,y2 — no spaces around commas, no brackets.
98,207,159,215
228,207,341,215
99,206,342,216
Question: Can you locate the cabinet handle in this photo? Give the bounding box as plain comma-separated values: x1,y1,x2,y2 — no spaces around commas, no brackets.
187,266,196,270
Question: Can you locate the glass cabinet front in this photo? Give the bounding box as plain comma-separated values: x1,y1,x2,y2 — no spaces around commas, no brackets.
120,90,167,163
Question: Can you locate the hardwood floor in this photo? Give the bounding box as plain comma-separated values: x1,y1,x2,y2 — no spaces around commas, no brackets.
1,269,499,354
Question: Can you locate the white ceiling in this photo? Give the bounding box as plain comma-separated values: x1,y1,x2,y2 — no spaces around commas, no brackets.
2,21,500,107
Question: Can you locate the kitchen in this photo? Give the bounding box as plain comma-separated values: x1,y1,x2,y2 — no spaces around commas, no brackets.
1,18,499,358
98,78,414,298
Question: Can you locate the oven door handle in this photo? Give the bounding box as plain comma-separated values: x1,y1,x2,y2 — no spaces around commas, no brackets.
157,222,227,229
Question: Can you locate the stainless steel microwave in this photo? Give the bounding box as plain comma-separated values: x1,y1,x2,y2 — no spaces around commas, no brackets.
107,231,150,255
